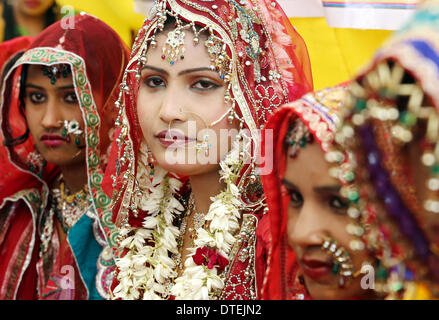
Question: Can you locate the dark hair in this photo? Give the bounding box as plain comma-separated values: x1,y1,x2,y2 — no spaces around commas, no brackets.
3,63,29,147
2,0,59,41
3,63,74,147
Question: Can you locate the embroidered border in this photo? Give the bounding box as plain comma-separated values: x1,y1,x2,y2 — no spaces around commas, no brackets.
14,48,118,253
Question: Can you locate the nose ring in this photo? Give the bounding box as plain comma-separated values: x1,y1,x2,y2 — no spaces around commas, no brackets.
59,120,84,148
321,237,355,288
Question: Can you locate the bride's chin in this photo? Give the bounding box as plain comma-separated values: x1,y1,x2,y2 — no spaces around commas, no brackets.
155,159,220,177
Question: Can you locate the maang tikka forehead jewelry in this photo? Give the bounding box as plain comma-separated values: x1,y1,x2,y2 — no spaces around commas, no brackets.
42,64,70,85
161,24,190,65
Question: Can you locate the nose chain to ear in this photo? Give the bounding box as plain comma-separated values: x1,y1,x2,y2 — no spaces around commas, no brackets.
167,108,233,157
169,106,234,129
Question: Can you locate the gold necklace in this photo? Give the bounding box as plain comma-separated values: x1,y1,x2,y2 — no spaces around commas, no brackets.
53,180,91,231
60,180,89,204
186,193,207,248
40,180,91,257
174,193,206,271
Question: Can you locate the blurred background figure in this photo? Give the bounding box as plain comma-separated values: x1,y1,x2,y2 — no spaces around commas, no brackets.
56,0,145,46
0,0,60,42
1,1,415,89
133,0,154,14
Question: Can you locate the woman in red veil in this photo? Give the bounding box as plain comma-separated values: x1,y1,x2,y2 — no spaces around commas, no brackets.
262,0,439,300
259,84,379,300
0,35,33,198
0,13,129,299
0,36,33,76
103,0,312,300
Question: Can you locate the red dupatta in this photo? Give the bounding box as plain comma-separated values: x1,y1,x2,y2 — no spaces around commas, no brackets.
104,0,313,249
261,85,349,299
0,13,129,299
103,0,313,300
0,35,33,199
0,36,33,76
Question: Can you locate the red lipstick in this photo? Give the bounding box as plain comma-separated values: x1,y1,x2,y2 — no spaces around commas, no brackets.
24,0,41,9
41,134,69,147
300,256,333,281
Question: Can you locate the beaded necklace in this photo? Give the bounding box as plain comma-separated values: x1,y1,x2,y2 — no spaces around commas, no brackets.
40,176,91,257
173,193,207,271
53,179,91,233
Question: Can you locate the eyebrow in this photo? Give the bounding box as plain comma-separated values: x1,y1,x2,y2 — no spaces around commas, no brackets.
141,65,169,76
282,178,341,193
25,83,75,91
282,178,297,190
313,186,341,193
178,67,218,76
141,65,218,76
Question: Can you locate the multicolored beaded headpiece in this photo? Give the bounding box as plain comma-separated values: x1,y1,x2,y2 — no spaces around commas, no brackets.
337,60,438,296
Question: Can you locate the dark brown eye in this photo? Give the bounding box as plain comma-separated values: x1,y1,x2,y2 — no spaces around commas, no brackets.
191,79,220,91
145,76,166,88
28,92,46,104
64,92,78,104
289,190,303,209
329,196,349,210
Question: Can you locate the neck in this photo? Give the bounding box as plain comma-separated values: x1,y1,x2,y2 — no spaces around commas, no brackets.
59,161,88,194
189,169,225,214
13,6,46,37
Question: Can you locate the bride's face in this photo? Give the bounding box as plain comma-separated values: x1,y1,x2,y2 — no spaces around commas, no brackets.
284,143,374,300
136,29,239,176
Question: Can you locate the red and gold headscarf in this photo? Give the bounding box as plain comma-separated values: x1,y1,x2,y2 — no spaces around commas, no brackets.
104,0,313,300
260,85,349,299
0,13,129,266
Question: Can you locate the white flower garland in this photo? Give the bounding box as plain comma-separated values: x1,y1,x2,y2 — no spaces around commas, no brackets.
113,133,250,300
113,143,184,300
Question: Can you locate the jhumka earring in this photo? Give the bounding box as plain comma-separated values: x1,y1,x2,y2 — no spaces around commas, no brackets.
60,120,84,148
27,149,47,178
321,237,355,288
